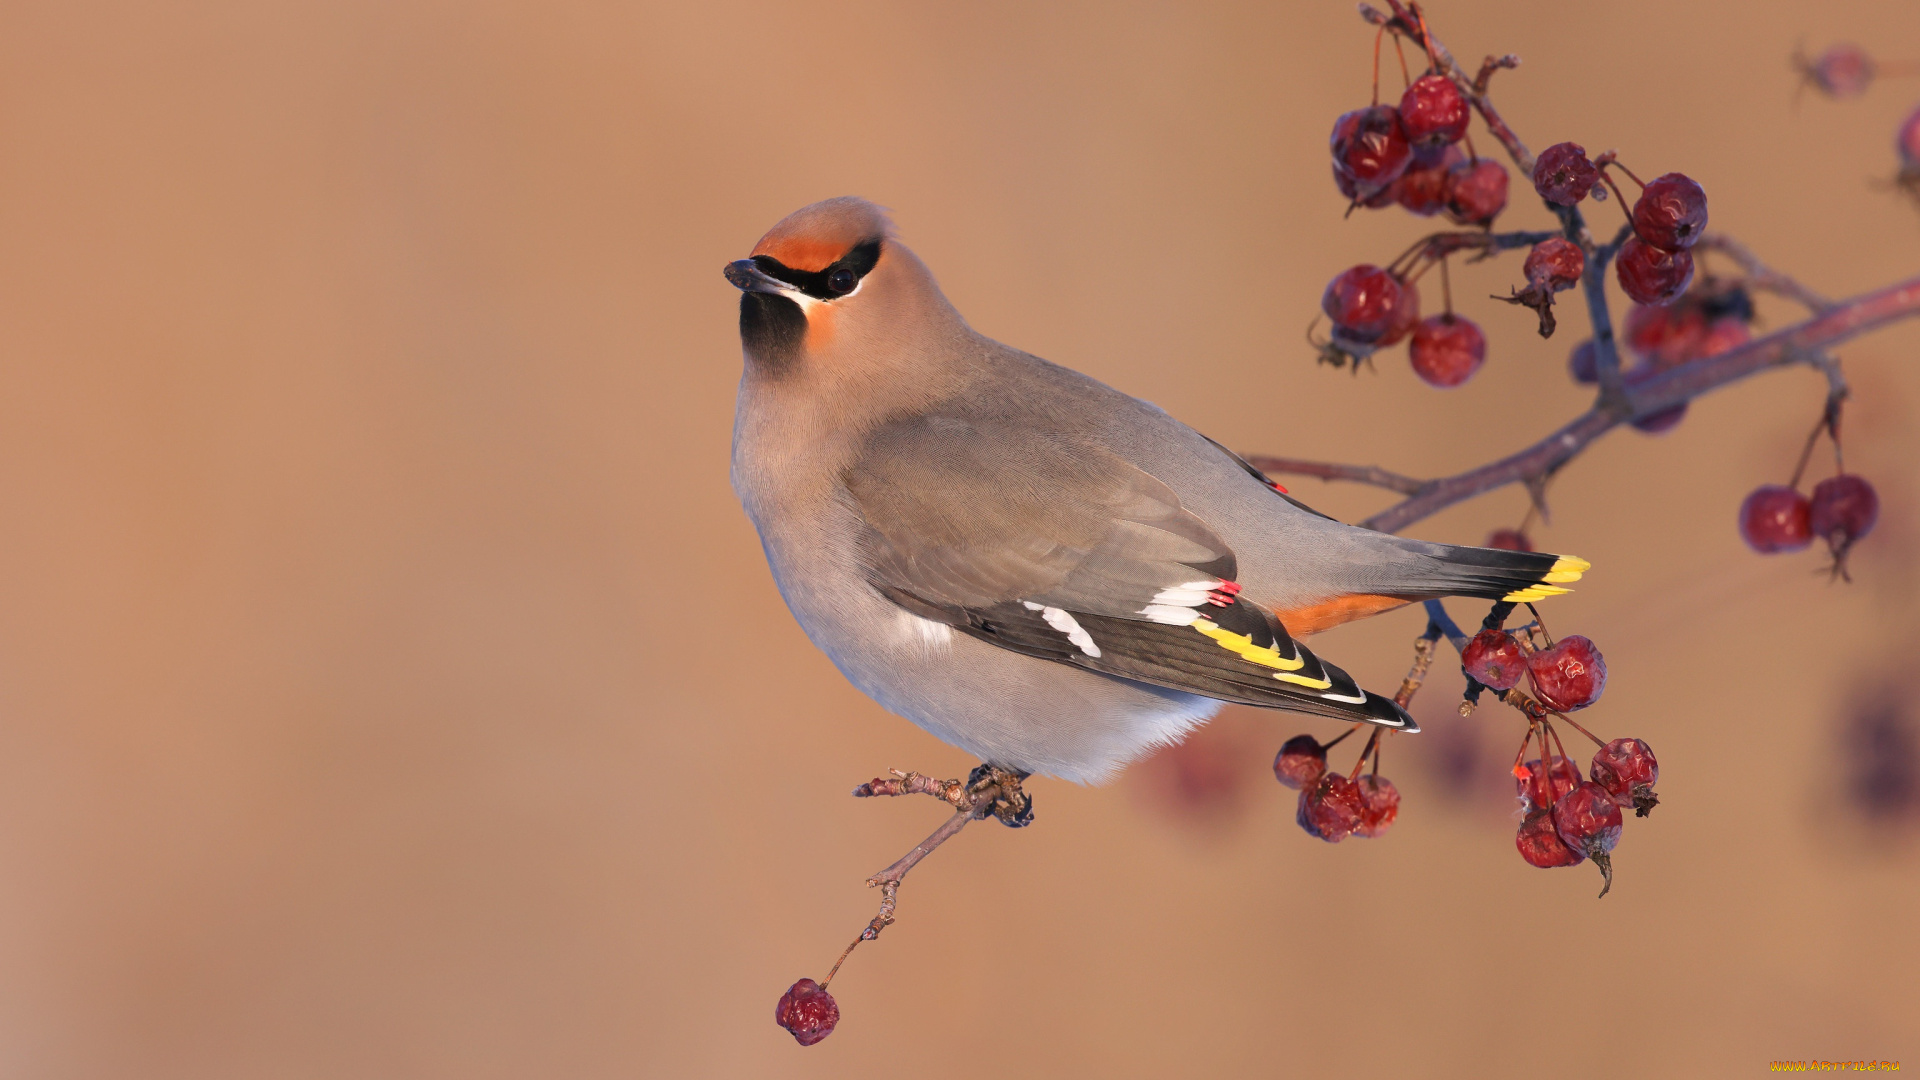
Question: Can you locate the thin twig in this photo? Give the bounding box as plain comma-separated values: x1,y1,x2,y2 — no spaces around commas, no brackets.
1694,233,1836,313
1242,455,1427,495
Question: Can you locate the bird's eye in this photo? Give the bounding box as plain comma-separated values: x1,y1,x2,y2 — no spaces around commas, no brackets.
828,267,857,295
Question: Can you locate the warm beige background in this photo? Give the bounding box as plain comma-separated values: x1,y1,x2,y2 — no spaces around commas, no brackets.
1,1,1917,1076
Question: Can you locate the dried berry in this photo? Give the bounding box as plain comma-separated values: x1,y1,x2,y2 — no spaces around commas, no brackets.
1590,737,1660,816
1525,237,1585,292
1397,74,1470,152
1527,635,1607,712
1408,313,1486,388
1486,528,1533,552
1516,807,1584,868
1462,628,1527,691
775,978,840,1046
1296,772,1365,842
1444,158,1509,226
1615,237,1694,305
1738,485,1813,554
1631,173,1709,251
1798,43,1876,100
1623,302,1708,368
1532,142,1599,206
1333,163,1400,210
1273,734,1328,790
1331,105,1413,202
1552,781,1625,896
1321,265,1407,343
1396,146,1461,216
1515,756,1581,812
1353,775,1401,837
1376,279,1421,347
1809,474,1880,575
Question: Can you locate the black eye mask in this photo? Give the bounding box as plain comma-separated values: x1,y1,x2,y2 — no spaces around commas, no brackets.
751,238,883,301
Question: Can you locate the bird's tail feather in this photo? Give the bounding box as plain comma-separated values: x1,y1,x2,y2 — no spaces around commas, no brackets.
1364,536,1590,603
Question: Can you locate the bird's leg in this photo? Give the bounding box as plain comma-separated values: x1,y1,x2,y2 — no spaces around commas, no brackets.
822,763,1032,990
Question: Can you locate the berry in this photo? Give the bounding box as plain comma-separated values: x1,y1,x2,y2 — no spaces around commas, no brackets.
1462,628,1527,691
1334,163,1399,209
1395,146,1461,216
1408,314,1486,388
1809,474,1880,572
1273,734,1328,790
1376,279,1421,347
1527,635,1607,712
1631,173,1709,252
1353,775,1401,837
1738,485,1813,554
1486,528,1534,552
1524,237,1585,292
1296,772,1365,842
1568,339,1598,384
1615,236,1694,306
775,978,840,1046
1516,807,1584,868
1397,74,1470,152
1515,756,1581,811
1694,315,1750,361
1321,265,1406,344
1444,158,1509,226
1623,302,1708,368
1331,106,1413,202
1590,737,1660,817
1552,782,1625,897
1532,142,1599,206
1798,43,1876,100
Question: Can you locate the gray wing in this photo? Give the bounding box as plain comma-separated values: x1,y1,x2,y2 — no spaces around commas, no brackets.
842,413,1416,729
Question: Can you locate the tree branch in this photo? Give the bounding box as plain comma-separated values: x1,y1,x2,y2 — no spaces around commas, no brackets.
1695,233,1836,312
1242,455,1427,495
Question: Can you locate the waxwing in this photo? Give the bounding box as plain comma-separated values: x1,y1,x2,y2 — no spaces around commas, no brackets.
726,197,1586,784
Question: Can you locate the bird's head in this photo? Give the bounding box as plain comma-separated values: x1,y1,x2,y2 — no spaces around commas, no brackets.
725,197,960,379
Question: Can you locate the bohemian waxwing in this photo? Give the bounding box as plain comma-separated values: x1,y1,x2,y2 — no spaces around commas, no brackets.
726,197,1586,783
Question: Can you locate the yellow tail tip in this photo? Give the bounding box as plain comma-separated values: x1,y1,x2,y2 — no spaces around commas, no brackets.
1502,584,1573,602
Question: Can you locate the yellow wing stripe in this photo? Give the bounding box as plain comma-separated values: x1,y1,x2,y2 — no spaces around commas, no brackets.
1502,555,1589,602
1274,671,1334,689
1190,617,1305,671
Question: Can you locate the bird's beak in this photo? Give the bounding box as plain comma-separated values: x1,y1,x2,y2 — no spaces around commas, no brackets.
725,258,793,295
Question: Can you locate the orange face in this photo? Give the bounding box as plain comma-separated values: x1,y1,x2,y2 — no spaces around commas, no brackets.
749,234,849,273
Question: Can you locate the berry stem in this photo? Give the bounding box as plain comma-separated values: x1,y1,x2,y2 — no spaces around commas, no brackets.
1349,728,1383,782
1524,602,1553,646
1392,32,1412,87
1371,24,1386,107
1551,708,1607,750
1544,719,1576,778
1440,254,1455,316
1324,725,1361,751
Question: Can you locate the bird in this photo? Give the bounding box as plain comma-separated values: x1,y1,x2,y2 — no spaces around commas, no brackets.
725,196,1586,786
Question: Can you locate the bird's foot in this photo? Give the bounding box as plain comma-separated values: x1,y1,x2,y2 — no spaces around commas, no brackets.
966,763,1034,828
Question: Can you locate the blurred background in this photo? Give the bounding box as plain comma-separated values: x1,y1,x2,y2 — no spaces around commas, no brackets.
0,0,1916,1075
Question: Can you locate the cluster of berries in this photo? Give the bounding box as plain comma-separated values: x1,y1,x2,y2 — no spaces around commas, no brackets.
1274,729,1400,842
1332,73,1508,227
1567,282,1756,433
1739,416,1880,580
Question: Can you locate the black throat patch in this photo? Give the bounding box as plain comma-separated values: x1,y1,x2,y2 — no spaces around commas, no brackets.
739,292,807,374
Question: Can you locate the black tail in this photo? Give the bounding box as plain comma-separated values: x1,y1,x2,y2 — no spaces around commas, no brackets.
1366,536,1590,603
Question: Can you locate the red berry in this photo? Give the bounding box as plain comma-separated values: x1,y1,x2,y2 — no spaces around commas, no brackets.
1333,163,1400,209
1461,628,1527,691
1631,173,1708,252
1321,265,1406,343
1516,807,1584,868
1486,528,1534,552
1532,142,1599,206
1331,106,1413,201
1590,737,1660,817
1444,158,1509,226
1273,734,1328,790
1552,781,1625,897
1353,775,1400,837
1524,237,1585,293
1615,237,1694,305
1408,314,1486,388
1623,302,1708,369
1296,772,1365,842
1798,43,1876,100
1809,474,1880,569
1568,339,1598,384
1694,315,1750,360
1376,279,1421,347
1395,146,1462,216
1526,635,1607,712
775,978,840,1046
1397,74,1470,152
1738,485,1813,554
1514,756,1581,812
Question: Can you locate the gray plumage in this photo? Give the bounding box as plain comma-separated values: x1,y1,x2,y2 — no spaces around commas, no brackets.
728,197,1583,782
